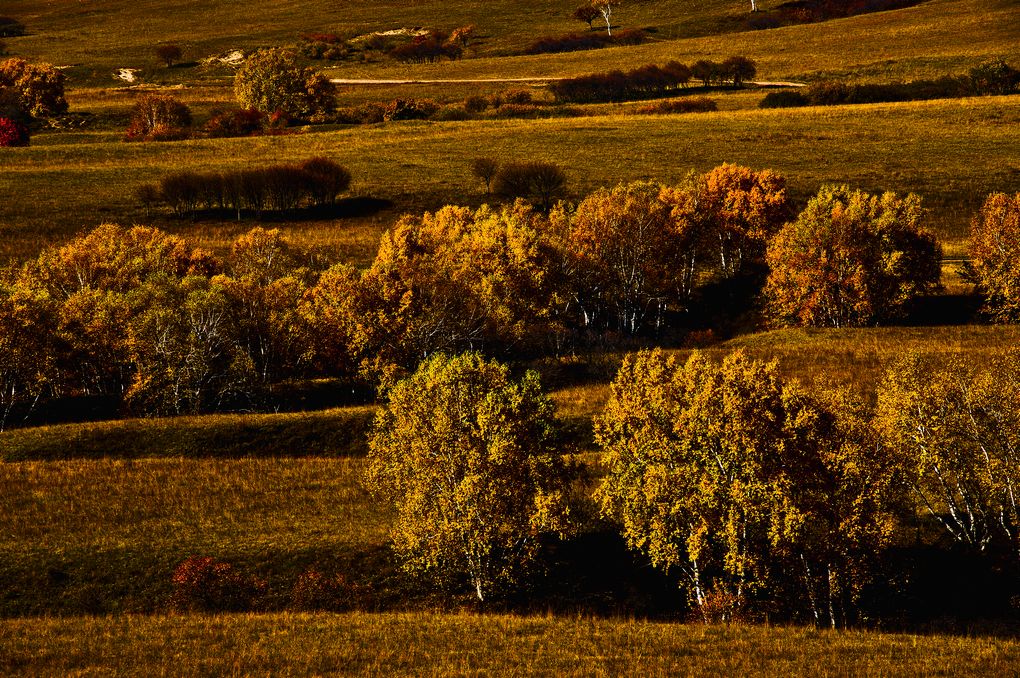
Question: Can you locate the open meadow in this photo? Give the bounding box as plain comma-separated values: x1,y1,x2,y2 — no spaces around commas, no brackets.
3,0,1020,672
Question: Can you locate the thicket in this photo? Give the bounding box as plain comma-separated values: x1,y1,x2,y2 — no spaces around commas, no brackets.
525,28,646,55
550,58,753,103
124,94,192,141
150,158,351,217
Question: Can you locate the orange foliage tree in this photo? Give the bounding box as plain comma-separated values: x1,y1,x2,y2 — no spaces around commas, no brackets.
764,185,941,327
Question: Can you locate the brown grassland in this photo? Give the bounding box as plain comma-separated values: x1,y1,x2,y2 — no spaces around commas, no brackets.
3,0,1020,670
3,611,1020,676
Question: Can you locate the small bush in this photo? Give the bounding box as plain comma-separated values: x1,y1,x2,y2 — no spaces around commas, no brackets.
125,94,191,141
636,97,717,114
496,88,533,106
434,105,473,121
0,17,26,38
170,556,266,612
0,115,28,146
204,108,266,138
334,102,386,125
525,29,646,55
970,59,1020,95
463,95,489,113
383,98,439,121
290,569,355,611
759,90,808,108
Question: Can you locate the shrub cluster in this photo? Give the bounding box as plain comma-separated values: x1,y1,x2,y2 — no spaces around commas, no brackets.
125,94,192,141
525,28,646,55
550,57,753,103
390,30,463,63
635,97,718,115
171,556,267,612
153,158,351,217
203,107,268,137
761,61,1019,109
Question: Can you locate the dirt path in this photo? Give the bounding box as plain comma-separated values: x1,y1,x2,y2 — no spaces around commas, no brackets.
331,77,806,87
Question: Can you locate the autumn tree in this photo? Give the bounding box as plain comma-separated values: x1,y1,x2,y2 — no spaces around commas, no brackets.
764,185,942,327
125,93,192,141
572,4,600,29
700,163,790,278
155,44,183,68
966,192,1020,321
125,275,255,415
0,282,56,430
596,349,896,624
234,49,335,118
493,162,567,212
722,56,756,86
559,181,698,334
356,201,565,381
591,0,618,35
877,351,1020,555
471,157,499,194
0,57,67,117
366,352,571,601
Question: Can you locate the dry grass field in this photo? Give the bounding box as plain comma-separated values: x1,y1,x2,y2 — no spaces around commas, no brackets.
2,611,1020,676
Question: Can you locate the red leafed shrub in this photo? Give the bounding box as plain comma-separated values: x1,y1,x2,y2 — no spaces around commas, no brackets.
0,116,28,146
170,555,266,611
204,108,267,138
290,568,357,611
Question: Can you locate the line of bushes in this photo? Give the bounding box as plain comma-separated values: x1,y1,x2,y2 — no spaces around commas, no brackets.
760,60,1020,109
550,57,755,103
525,28,646,55
149,158,351,217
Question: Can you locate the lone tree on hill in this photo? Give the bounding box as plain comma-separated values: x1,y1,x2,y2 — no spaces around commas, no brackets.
156,44,183,68
366,352,572,602
572,4,600,29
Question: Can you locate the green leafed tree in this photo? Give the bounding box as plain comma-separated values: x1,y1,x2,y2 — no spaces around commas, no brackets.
365,352,572,601
234,49,335,118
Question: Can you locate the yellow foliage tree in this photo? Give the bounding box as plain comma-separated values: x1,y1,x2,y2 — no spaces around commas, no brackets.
877,351,1020,555
596,349,896,624
366,353,572,601
966,192,1020,321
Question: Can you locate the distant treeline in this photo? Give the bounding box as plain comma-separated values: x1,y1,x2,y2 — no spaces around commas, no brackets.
761,59,1020,109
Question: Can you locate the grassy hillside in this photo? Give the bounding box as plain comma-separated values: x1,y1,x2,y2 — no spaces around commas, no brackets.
5,0,1019,87
2,94,1017,263
3,612,1020,676
0,457,391,615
